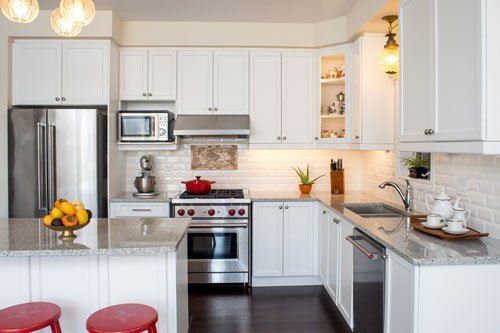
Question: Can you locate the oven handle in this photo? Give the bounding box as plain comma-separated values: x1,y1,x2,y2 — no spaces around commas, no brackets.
189,224,248,228
187,227,247,233
346,235,387,260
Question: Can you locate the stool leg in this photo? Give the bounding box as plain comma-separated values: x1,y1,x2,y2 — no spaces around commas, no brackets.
148,325,157,333
50,320,62,333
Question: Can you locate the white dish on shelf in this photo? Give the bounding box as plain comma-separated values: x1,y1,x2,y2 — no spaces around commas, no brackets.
421,222,447,229
441,226,469,235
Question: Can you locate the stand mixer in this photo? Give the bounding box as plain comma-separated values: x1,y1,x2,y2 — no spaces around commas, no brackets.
133,155,158,197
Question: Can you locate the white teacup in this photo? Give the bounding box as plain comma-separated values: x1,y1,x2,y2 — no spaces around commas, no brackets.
426,214,444,226
447,218,466,231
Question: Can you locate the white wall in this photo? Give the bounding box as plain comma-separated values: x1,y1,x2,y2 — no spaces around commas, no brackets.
124,139,363,195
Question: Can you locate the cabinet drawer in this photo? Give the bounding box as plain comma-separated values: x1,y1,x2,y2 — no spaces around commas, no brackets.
110,203,170,218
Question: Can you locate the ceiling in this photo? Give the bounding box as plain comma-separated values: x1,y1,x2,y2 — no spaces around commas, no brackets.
40,0,360,23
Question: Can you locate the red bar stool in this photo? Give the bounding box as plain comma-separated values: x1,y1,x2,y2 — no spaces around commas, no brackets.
0,302,62,333
86,304,158,333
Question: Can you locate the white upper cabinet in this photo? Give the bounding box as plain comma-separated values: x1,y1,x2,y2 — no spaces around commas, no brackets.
399,0,500,153
249,51,282,144
120,49,176,101
282,52,314,144
351,35,395,149
177,50,248,115
12,41,109,105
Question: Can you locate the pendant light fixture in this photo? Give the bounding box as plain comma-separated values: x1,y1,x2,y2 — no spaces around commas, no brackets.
378,15,399,75
0,0,39,23
59,0,95,27
51,7,82,37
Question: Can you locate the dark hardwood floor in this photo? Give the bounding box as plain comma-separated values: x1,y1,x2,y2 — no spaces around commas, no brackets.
188,285,353,333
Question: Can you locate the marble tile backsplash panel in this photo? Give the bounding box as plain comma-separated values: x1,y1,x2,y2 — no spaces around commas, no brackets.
125,138,363,195
361,151,500,239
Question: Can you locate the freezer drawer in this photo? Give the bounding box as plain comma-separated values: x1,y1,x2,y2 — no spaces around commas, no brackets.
110,202,170,218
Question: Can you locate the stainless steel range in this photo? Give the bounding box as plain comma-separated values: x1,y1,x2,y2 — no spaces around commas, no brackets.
172,189,251,285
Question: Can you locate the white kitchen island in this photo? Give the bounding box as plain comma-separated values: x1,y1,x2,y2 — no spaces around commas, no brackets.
0,217,190,333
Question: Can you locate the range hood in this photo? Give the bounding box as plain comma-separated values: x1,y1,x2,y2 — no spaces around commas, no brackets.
174,115,250,137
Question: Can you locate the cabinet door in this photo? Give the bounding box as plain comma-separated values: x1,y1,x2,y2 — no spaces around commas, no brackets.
177,51,213,115
119,50,148,100
249,51,282,144
148,50,177,101
326,216,340,302
400,0,433,142
319,208,330,282
213,51,249,115
62,43,109,105
338,219,354,327
282,52,314,144
350,41,362,144
252,202,283,277
12,43,62,105
283,202,314,276
386,249,415,333
433,0,482,141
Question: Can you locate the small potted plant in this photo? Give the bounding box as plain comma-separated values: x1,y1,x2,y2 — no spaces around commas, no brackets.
292,165,324,194
401,155,430,179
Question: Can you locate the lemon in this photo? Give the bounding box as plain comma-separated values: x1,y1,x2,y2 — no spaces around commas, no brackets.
51,207,64,219
76,209,89,225
43,215,54,226
60,202,76,215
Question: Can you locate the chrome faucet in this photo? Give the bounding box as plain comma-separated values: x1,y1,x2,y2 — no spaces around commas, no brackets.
378,179,411,215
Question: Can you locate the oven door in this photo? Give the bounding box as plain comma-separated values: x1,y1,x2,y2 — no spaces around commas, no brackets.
119,113,158,141
187,225,249,279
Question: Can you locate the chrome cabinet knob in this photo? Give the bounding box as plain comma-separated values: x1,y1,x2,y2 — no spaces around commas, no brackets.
283,136,287,140
284,205,289,209
424,129,429,135
55,97,60,101
355,135,360,139
61,97,66,101
214,107,218,111
315,137,319,141
143,93,147,97
279,205,283,209
148,93,152,97
333,218,340,224
322,210,327,214
277,136,281,140
208,107,213,111
428,129,435,135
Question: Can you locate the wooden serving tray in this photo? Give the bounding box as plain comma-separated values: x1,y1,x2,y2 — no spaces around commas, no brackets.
410,215,489,240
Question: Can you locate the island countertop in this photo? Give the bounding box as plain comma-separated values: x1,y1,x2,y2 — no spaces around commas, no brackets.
0,217,190,257
250,191,500,266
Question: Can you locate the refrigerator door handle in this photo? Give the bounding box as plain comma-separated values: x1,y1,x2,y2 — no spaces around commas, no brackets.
48,123,56,207
37,123,46,211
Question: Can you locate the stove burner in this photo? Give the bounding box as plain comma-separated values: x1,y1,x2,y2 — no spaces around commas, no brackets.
179,189,244,199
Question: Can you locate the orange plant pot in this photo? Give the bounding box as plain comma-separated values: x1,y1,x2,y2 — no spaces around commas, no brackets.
299,184,312,194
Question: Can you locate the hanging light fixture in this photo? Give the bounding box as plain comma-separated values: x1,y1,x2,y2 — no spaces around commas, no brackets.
51,7,82,37
378,15,399,75
59,0,95,27
0,0,39,23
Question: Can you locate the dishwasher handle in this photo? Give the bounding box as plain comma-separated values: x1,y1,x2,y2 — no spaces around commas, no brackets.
346,235,387,260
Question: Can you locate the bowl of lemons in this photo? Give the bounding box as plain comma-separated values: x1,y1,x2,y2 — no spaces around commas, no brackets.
43,199,93,240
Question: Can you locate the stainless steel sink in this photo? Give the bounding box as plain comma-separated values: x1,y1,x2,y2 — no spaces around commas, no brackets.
343,203,406,218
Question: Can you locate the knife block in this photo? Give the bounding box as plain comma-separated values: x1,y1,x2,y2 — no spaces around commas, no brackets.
330,170,345,194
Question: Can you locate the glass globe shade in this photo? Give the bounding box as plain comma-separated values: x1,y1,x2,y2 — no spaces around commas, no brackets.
59,0,95,27
378,44,400,75
0,0,39,23
51,7,82,37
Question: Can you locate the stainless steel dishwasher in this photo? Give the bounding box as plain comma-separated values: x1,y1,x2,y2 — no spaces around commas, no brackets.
346,228,387,333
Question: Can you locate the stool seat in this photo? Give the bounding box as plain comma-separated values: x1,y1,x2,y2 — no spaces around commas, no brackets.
86,304,158,333
0,302,62,333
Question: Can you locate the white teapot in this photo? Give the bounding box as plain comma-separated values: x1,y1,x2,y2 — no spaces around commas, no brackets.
425,189,455,220
452,198,471,224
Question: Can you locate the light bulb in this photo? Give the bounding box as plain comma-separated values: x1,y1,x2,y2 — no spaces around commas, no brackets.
51,7,82,37
0,0,39,23
378,45,400,75
59,0,95,27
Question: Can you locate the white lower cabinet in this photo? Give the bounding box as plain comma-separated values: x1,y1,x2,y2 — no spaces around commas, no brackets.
252,201,318,285
109,202,171,218
338,215,354,327
326,212,340,302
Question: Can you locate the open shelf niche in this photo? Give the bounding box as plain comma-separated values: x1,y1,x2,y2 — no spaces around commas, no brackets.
396,151,435,192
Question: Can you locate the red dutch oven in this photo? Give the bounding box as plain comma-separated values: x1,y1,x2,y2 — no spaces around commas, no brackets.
182,176,216,194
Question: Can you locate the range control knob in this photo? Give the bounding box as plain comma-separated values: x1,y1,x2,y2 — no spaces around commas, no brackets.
159,128,167,136
228,209,236,216
188,209,195,216
238,208,246,216
177,209,185,216
208,209,216,216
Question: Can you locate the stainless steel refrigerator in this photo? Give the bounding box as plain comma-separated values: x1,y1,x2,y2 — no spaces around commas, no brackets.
8,107,108,218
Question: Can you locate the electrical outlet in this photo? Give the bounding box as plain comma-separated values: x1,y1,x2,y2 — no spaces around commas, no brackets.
456,177,468,195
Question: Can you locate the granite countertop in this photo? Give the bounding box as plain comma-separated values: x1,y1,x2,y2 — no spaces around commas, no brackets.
110,192,171,203
0,218,190,257
250,191,500,266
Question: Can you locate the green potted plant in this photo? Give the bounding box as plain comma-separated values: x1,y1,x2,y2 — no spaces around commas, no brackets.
292,165,324,194
401,155,430,179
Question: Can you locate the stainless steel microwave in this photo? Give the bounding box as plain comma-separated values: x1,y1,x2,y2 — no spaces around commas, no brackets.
118,111,175,142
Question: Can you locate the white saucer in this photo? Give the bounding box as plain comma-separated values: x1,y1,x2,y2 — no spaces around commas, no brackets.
422,222,447,229
441,226,469,235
